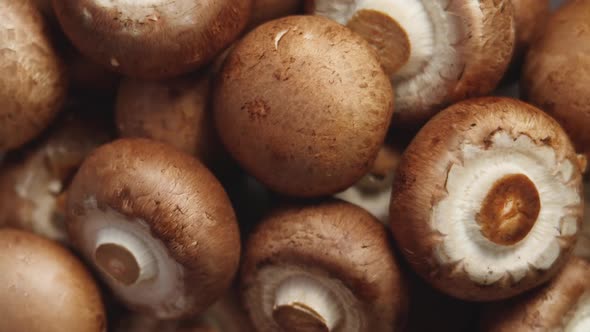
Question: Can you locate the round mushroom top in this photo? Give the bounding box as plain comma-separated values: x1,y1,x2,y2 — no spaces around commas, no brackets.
390,97,583,301
66,138,241,319
241,200,406,331
52,0,252,78
0,229,106,332
308,0,515,127
214,15,394,197
481,257,590,332
0,0,67,152
522,0,590,155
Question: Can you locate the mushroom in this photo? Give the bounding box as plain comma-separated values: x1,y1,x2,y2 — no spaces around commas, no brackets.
0,229,106,332
51,0,253,79
480,257,590,331
66,138,241,319
249,0,302,27
0,0,68,152
115,73,231,176
335,144,401,224
306,0,515,126
241,200,407,331
521,0,590,157
214,15,394,197
390,97,584,301
0,111,111,243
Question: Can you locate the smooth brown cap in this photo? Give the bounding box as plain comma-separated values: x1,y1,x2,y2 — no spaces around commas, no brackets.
67,138,241,317
241,200,407,331
481,257,590,331
52,0,252,78
0,0,67,151
214,15,394,197
0,229,106,332
522,0,590,155
390,97,583,301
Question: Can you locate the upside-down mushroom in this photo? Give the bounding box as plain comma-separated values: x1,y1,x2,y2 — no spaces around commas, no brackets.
241,200,407,331
66,138,241,319
306,0,515,126
390,97,584,301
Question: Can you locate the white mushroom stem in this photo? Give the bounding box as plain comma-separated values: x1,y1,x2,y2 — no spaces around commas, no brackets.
94,228,158,285
273,275,342,331
565,292,590,332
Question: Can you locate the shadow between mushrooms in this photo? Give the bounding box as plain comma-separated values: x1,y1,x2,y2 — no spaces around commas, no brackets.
390,97,584,301
66,138,241,319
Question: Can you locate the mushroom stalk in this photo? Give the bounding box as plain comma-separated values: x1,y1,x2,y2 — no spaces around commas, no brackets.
94,228,158,285
272,275,342,331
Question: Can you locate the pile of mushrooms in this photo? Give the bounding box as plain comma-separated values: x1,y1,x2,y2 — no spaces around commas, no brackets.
3,0,590,331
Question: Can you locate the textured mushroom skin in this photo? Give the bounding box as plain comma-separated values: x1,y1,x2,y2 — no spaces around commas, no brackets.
522,0,590,156
52,0,253,78
242,200,406,331
0,0,67,151
0,229,106,332
480,257,590,331
390,97,583,301
67,138,241,318
215,15,394,197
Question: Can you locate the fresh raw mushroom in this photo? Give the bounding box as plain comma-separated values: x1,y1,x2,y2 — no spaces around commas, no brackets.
522,0,590,158
249,0,302,27
390,97,584,301
66,138,241,319
335,144,401,224
215,15,394,197
51,0,253,78
241,200,407,331
480,257,590,331
0,229,106,332
306,0,515,127
0,111,111,243
0,0,67,152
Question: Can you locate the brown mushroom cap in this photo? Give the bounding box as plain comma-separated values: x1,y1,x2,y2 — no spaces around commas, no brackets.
241,200,406,331
522,0,590,156
0,0,67,152
0,111,112,242
481,257,590,331
390,97,583,301
214,15,394,197
307,0,515,127
51,0,252,79
0,229,106,332
66,138,241,319
249,0,302,27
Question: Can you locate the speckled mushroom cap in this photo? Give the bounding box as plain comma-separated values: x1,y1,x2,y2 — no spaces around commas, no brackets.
214,15,394,197
241,200,406,331
66,138,241,319
0,229,106,332
522,0,590,156
390,97,584,301
51,0,252,79
307,0,515,127
0,0,67,151
0,112,111,243
249,0,302,27
481,257,590,331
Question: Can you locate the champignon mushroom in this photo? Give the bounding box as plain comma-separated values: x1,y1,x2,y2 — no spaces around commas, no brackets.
66,138,240,319
0,111,111,243
0,0,67,152
51,0,252,79
241,200,406,331
306,0,515,127
390,97,584,301
215,15,394,197
115,73,231,175
249,0,302,27
335,144,401,224
521,0,590,157
0,229,106,332
481,257,590,331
